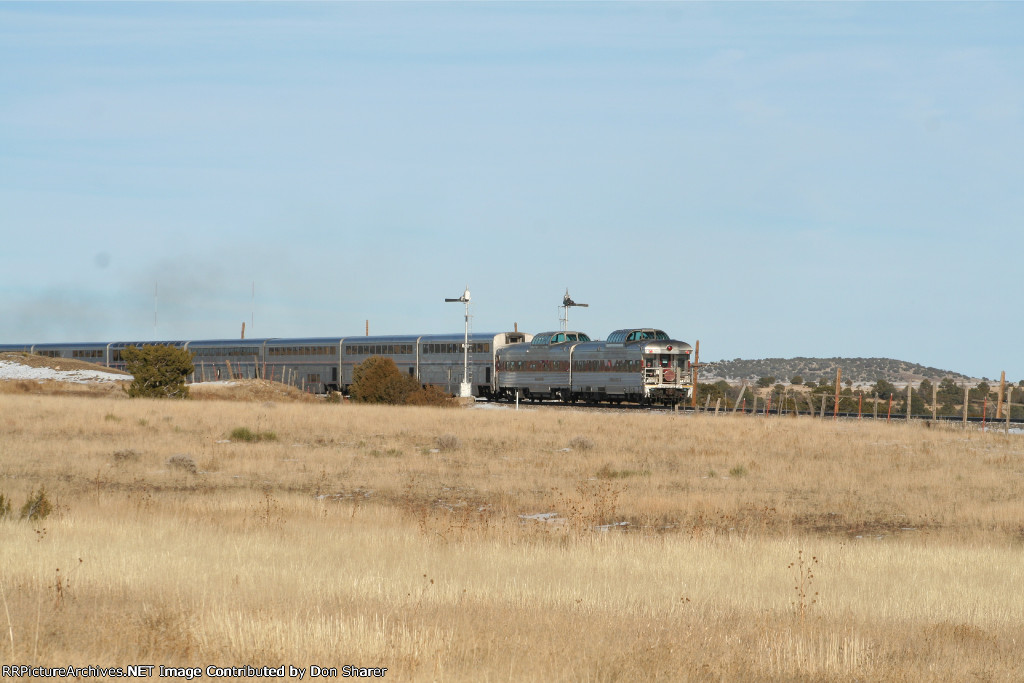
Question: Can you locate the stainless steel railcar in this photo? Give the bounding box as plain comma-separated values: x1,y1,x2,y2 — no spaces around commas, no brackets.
491,331,591,402
341,332,530,397
495,328,693,405
1,332,533,396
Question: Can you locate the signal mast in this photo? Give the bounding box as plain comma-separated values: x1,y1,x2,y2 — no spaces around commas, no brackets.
558,288,588,331
444,286,473,398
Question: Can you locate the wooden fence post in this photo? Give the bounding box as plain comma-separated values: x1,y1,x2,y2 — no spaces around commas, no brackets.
732,383,746,414
691,340,699,409
963,385,969,427
932,383,938,421
1006,391,1012,435
997,371,1006,420
874,393,878,419
833,368,842,420
907,382,913,421
820,394,827,419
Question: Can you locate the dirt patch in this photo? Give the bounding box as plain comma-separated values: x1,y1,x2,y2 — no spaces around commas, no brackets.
0,352,131,375
188,379,319,403
0,378,129,398
0,353,131,397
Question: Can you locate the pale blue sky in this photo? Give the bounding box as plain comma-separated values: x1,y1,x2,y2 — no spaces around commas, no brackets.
2,2,1022,379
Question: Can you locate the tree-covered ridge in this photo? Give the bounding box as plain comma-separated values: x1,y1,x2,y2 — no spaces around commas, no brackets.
700,357,976,385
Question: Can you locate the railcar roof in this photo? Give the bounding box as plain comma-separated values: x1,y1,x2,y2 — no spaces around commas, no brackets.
530,331,591,345
25,342,110,349
417,332,511,342
606,329,670,343
187,339,274,346
110,340,190,347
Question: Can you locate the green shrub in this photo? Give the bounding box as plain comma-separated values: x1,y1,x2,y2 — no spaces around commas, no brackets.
20,488,52,521
229,427,277,443
122,344,195,399
406,384,455,407
350,357,455,406
350,357,419,404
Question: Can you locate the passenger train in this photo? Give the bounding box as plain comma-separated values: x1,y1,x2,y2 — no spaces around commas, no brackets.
0,327,694,405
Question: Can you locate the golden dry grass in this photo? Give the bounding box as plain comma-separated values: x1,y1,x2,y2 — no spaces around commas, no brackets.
1,395,1022,681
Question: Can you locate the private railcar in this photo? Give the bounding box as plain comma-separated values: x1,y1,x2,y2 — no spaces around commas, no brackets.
492,331,592,402
495,328,693,405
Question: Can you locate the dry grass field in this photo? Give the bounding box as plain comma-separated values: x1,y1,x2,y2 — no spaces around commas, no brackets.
1,394,1022,681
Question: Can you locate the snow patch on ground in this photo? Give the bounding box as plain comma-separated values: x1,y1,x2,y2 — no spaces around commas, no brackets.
0,360,130,384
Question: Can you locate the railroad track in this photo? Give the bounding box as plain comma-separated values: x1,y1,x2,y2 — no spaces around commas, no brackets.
488,399,1024,424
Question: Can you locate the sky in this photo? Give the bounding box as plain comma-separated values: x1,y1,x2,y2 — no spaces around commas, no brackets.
1,2,1022,379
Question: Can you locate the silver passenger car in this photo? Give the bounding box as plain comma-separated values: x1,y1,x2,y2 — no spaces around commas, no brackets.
493,331,591,402
495,328,693,405
342,332,530,397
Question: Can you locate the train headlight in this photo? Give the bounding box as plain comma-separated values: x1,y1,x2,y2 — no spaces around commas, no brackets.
667,345,672,351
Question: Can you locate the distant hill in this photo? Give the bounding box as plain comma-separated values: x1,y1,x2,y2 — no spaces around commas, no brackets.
699,357,975,386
